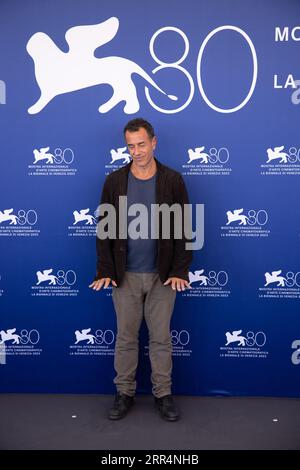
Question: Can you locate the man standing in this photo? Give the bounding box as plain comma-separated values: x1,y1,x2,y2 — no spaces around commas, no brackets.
89,118,192,421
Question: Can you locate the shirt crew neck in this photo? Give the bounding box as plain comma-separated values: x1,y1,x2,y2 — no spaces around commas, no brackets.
129,170,157,182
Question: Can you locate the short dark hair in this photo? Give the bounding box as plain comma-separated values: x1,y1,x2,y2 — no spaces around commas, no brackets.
123,118,155,139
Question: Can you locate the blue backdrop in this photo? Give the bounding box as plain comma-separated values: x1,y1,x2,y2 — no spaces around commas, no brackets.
1,0,300,396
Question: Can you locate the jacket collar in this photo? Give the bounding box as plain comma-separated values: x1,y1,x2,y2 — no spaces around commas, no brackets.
121,157,167,177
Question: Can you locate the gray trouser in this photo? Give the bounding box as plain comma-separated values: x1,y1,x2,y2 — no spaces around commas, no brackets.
112,272,176,398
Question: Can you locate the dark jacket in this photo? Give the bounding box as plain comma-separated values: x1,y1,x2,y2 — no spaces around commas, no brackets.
95,158,193,285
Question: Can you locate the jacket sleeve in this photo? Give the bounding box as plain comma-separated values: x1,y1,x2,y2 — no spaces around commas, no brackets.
94,176,117,281
168,173,193,282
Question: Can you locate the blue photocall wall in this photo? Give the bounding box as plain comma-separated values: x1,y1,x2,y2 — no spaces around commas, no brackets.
0,0,300,396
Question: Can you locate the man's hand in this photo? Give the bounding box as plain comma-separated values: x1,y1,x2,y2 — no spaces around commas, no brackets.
89,278,117,291
163,277,191,291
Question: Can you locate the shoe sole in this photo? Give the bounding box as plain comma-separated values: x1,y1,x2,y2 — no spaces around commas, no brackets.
108,414,127,420
160,414,180,422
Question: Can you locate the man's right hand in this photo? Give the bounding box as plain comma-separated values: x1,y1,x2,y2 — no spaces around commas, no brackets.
89,278,117,291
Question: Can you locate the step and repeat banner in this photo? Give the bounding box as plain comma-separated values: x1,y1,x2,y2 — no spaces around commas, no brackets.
0,0,300,395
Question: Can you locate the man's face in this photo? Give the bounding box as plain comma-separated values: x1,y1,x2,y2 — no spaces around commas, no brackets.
125,127,157,168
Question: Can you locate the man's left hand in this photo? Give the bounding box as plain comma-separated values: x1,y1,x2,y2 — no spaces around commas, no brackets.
164,277,191,291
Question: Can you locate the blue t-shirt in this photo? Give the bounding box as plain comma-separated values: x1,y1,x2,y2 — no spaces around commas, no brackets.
126,171,158,272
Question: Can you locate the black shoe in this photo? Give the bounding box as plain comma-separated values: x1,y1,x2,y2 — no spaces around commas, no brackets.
155,395,180,421
108,392,134,420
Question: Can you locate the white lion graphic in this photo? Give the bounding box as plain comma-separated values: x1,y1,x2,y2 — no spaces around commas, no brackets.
0,209,19,225
110,147,131,164
264,270,286,287
189,269,209,286
36,269,58,285
187,147,209,164
226,209,248,226
266,146,288,163
73,209,96,225
26,17,177,114
0,329,21,344
33,147,54,164
225,330,246,346
75,328,96,344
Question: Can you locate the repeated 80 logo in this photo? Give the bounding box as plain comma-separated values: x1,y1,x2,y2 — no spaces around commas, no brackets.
171,330,190,346
145,25,257,114
243,331,266,347
19,330,40,344
52,148,74,164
